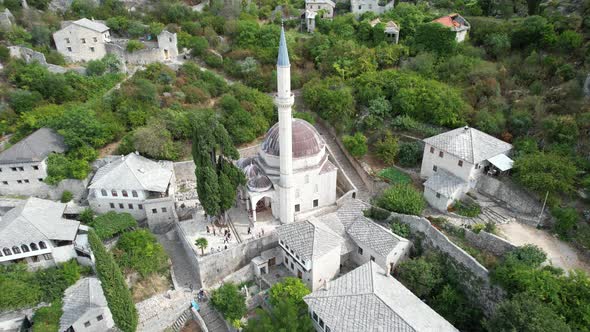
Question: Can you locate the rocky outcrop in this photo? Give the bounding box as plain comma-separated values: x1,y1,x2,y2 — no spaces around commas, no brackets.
0,8,15,31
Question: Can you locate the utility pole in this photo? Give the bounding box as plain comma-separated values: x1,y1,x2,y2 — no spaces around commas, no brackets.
538,191,549,227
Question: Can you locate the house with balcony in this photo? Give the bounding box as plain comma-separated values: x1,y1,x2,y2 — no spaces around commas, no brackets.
0,197,90,270
0,128,67,197
304,261,458,332
420,126,513,211
88,152,176,229
53,18,111,62
271,199,411,291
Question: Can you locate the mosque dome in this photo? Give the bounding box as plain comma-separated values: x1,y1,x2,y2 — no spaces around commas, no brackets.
236,157,254,169
242,164,261,178
261,119,325,158
247,175,273,192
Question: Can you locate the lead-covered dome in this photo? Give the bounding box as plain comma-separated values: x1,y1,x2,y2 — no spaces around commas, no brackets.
247,175,273,192
261,119,325,158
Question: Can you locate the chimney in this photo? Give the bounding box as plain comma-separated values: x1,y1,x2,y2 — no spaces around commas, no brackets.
324,279,330,290
464,125,469,131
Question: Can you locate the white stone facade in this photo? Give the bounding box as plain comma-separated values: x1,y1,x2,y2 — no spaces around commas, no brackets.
350,0,394,16
53,19,110,62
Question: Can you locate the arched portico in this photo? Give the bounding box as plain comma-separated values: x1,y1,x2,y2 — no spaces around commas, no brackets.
248,191,277,222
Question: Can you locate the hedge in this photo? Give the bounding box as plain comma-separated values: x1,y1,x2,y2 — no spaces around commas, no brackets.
90,212,138,240
88,229,138,332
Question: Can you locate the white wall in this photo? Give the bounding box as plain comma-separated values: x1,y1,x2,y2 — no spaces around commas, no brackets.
306,1,335,17
420,143,479,183
51,245,77,264
88,189,149,220
70,307,114,332
53,25,109,62
456,30,468,42
350,0,394,16
0,159,50,195
310,246,340,291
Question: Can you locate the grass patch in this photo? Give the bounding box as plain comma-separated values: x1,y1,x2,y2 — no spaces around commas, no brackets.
452,200,482,218
131,273,171,302
89,212,138,240
377,167,411,184
32,300,63,332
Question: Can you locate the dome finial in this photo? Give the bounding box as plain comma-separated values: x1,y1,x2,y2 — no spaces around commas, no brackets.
277,24,290,67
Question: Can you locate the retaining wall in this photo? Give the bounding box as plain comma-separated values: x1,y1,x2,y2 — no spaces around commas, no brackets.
476,176,545,219
464,229,517,257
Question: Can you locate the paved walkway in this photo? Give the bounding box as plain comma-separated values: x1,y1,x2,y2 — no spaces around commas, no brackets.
198,297,229,332
136,289,195,332
157,231,202,289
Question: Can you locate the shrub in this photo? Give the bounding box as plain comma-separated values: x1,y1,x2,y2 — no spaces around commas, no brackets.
60,190,73,203
90,212,138,240
374,133,399,165
390,218,411,238
376,183,425,215
114,229,169,277
88,230,138,332
397,257,442,298
293,111,315,124
204,50,223,68
396,141,423,168
211,283,247,323
32,300,63,332
551,207,579,238
363,206,391,221
377,167,411,184
79,208,94,224
414,22,457,55
126,40,145,52
453,200,481,217
342,132,368,158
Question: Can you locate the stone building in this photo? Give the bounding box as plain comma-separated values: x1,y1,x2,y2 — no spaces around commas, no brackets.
370,18,400,44
0,128,67,197
53,18,111,62
303,0,335,33
304,261,458,332
236,27,338,224
432,13,471,42
271,199,411,291
59,277,115,332
105,30,179,65
420,126,513,211
88,152,176,229
350,0,394,16
0,197,91,270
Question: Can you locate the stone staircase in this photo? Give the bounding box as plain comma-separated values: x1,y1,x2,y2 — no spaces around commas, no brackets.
170,308,193,332
199,298,229,332
472,206,514,225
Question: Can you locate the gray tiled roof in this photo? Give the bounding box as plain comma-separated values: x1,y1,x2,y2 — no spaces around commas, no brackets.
276,218,342,261
72,18,109,32
0,197,79,248
304,262,458,332
59,277,110,332
345,216,402,257
423,170,466,197
423,126,512,164
89,153,173,192
0,128,66,164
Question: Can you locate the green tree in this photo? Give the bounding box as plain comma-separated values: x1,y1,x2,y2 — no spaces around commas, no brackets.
414,22,457,55
89,212,138,240
195,237,208,255
126,40,145,52
484,294,571,332
302,77,355,127
376,184,426,215
60,191,73,203
374,133,399,165
9,90,43,114
513,152,577,195
397,257,443,298
132,119,178,160
397,142,423,167
551,207,579,238
114,229,169,278
88,230,138,332
211,283,247,325
342,132,368,158
390,218,411,238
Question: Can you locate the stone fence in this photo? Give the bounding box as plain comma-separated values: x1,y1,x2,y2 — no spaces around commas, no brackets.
384,210,506,314
464,229,517,257
8,46,85,74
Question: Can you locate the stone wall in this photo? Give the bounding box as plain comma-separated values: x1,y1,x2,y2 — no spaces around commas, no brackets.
385,211,505,315
8,46,85,74
194,234,278,288
464,229,517,257
174,222,203,286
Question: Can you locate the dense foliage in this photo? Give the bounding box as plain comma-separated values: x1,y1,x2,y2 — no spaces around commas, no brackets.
376,183,426,215
89,211,138,240
211,282,247,327
88,229,138,332
32,300,63,332
114,229,169,277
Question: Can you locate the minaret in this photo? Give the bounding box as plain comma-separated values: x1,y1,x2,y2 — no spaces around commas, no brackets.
275,26,295,224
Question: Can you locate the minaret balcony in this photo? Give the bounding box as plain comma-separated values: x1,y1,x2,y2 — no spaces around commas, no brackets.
274,93,295,108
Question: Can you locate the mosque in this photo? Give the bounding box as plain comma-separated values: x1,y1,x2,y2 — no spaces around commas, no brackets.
237,27,338,224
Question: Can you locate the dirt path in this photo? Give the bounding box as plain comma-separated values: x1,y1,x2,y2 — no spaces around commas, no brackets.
498,222,590,274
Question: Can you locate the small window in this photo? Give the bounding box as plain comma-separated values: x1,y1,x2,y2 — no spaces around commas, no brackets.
90,47,95,52
43,253,52,260
295,204,300,212
162,207,167,213
152,208,158,213
138,204,143,210
312,311,318,322
93,37,98,42
84,321,91,327
433,165,438,172
313,199,318,208
326,326,331,332
67,47,72,52
436,193,441,199
65,38,70,43
21,245,29,253
439,151,444,158
110,203,115,208
2,181,7,185
458,160,463,167
430,146,435,153
12,246,21,254
122,190,128,197
39,241,47,249
31,255,39,262
23,179,29,183
81,38,86,44
18,167,24,171
284,256,288,264
358,5,361,9
2,248,11,256
11,167,17,171
169,37,172,42
32,165,39,170
17,180,22,184
118,203,124,209
319,319,325,329
0,168,2,172
370,256,375,262
38,178,43,182
132,190,138,197
358,247,363,255
101,189,107,196
30,243,38,251
128,204,133,209
290,262,294,269
111,190,118,197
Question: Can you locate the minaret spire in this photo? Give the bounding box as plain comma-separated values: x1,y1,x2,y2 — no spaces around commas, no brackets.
275,25,295,224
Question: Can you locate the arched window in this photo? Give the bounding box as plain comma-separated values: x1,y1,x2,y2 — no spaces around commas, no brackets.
21,244,30,253
132,190,138,197
101,189,107,196
30,243,38,251
39,241,47,249
3,248,11,256
122,190,128,197
12,246,21,254
111,190,118,197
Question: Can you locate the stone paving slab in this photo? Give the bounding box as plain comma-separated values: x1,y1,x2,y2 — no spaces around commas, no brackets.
136,290,194,332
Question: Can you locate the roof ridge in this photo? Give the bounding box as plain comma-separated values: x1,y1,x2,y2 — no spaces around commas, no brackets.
125,154,146,190
469,128,475,164
372,289,416,332
305,291,375,300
